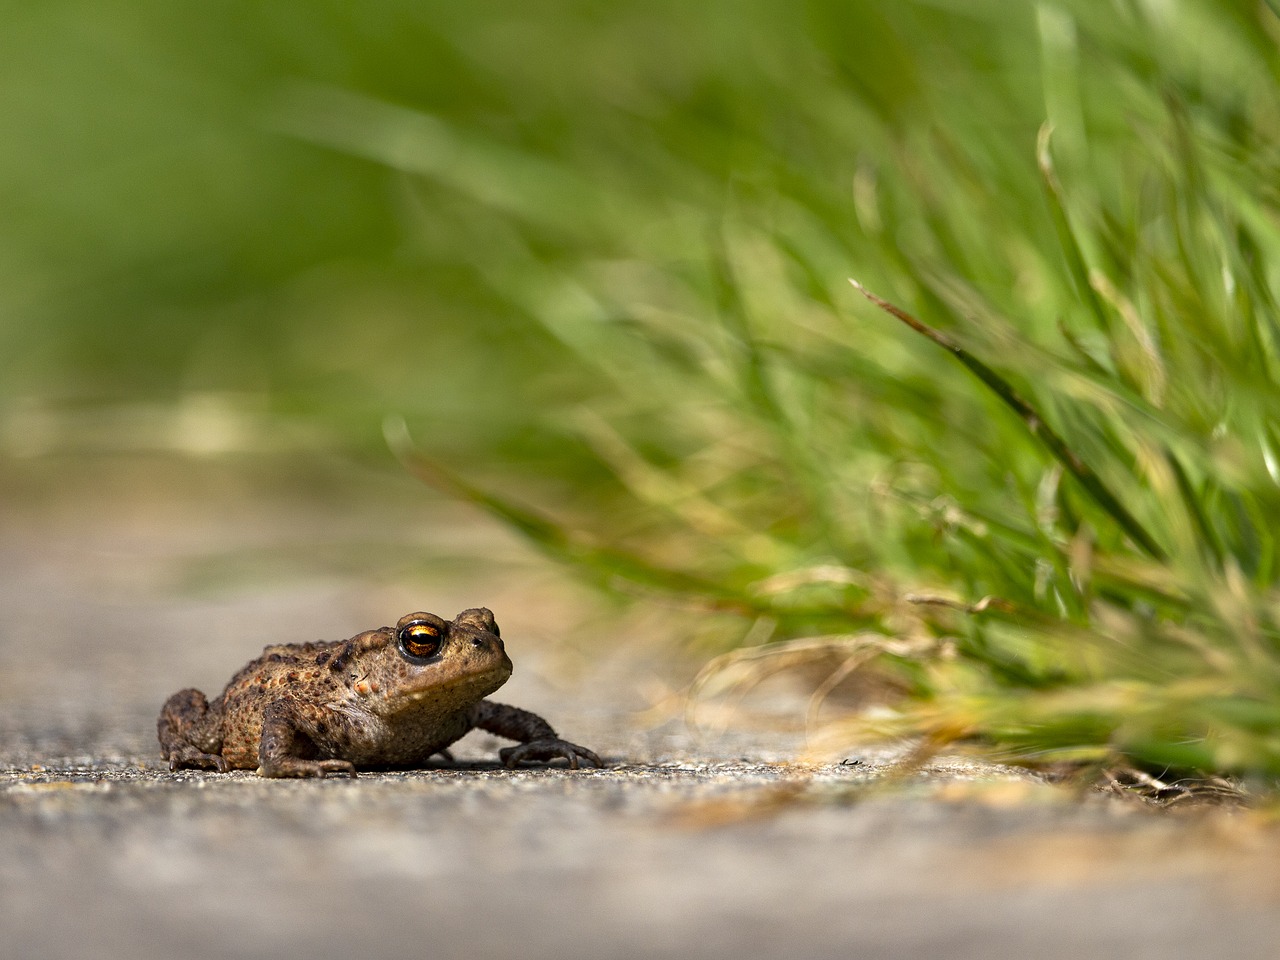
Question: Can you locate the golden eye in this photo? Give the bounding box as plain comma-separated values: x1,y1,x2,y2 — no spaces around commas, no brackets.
397,621,442,662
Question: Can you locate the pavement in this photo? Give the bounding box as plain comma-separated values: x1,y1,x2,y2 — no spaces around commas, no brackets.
3,454,1279,960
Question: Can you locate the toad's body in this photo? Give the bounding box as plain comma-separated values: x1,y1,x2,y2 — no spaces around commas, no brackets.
158,608,601,778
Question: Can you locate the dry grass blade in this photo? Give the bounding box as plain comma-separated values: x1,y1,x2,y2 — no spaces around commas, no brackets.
1100,767,1249,808
686,632,929,740
384,417,762,611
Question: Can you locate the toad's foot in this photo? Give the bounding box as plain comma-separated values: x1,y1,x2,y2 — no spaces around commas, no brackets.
257,758,358,779
166,746,229,773
500,738,604,770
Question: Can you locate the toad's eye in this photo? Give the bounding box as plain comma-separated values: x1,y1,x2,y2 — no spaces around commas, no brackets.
397,621,442,662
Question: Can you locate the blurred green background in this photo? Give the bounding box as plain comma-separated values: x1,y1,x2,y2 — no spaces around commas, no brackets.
0,0,1059,459
6,1,1280,782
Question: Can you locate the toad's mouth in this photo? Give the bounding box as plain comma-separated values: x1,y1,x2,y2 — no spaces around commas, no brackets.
392,660,513,708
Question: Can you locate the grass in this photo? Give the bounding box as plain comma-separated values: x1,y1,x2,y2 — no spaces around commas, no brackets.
387,1,1280,783
8,2,1280,782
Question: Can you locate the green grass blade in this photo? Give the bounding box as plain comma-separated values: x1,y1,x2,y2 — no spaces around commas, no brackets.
850,280,1166,561
1036,125,1114,338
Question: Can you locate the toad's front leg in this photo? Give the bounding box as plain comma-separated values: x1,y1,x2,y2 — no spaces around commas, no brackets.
470,700,604,769
257,697,357,778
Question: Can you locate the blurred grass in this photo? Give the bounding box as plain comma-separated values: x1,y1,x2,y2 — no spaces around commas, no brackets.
6,1,1280,780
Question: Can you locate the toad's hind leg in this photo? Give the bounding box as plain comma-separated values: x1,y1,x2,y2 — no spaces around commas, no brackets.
158,688,229,772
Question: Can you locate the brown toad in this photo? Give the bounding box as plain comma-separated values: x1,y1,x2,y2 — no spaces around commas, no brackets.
158,608,602,777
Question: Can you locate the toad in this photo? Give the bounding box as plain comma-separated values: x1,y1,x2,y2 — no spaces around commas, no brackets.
158,608,602,777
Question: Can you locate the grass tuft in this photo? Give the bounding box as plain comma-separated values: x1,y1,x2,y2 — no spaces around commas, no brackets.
380,3,1280,782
